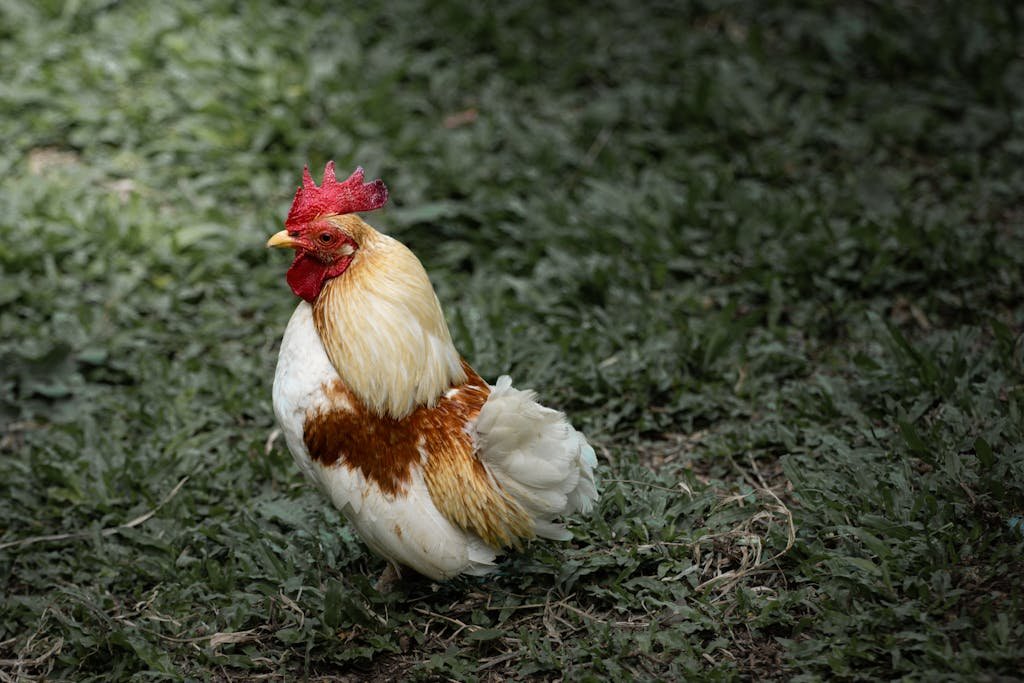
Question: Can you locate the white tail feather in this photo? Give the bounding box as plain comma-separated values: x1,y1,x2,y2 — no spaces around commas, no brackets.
473,376,598,541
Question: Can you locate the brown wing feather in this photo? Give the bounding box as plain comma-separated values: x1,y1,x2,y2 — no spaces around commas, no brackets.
302,363,534,548
421,364,534,548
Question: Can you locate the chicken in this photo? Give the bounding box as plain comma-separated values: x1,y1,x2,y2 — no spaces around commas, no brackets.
267,162,598,583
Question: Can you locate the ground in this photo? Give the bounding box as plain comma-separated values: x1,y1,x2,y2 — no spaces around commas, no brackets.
1,1,1023,680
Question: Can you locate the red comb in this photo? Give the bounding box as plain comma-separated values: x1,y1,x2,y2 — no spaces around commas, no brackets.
284,162,388,230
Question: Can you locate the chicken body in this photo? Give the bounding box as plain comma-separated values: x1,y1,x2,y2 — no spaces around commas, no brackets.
269,165,597,581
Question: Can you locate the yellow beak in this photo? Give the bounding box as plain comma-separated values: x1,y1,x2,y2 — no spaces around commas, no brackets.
266,230,298,249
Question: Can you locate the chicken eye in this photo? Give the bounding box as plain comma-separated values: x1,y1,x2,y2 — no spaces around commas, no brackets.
318,233,334,244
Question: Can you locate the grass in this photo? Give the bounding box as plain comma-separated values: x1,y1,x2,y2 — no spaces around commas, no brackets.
1,0,1023,679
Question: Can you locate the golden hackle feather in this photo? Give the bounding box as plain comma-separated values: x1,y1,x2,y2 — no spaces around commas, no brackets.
311,214,466,420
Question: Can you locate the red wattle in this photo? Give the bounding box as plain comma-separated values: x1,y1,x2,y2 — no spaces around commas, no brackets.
286,253,330,303
285,252,353,302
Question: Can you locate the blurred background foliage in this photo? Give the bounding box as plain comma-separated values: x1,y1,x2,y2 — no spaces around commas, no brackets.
1,0,1022,679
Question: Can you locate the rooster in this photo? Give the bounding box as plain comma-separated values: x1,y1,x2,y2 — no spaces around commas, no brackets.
267,162,598,585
